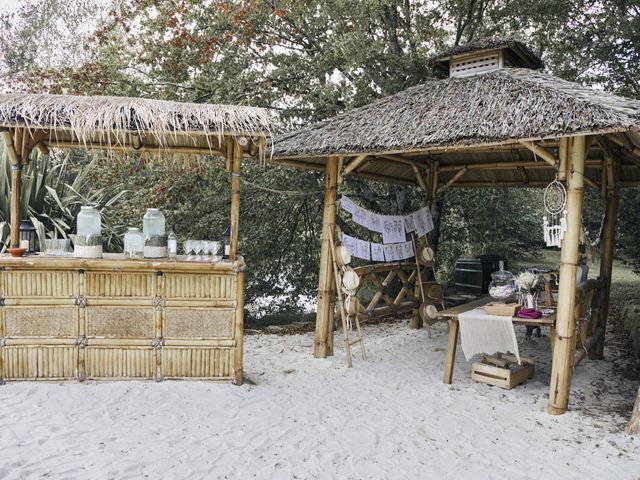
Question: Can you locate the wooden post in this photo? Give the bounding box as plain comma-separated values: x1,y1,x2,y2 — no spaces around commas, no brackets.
314,156,339,358
2,130,25,248
229,139,242,261
593,155,619,359
628,385,640,435
548,135,586,415
10,164,22,248
233,268,245,385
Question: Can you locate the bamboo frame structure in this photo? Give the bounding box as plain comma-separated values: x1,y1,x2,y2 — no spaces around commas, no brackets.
548,135,586,415
0,95,272,384
314,156,339,358
0,255,245,383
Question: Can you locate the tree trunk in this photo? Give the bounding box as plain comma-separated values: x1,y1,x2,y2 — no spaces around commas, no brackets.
628,386,640,435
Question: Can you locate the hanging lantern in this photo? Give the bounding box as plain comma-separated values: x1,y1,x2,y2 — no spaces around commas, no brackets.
223,226,231,260
19,219,37,253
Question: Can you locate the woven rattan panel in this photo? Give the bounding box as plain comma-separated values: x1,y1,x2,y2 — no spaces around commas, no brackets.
4,307,77,337
86,307,155,338
164,308,233,338
85,272,155,297
164,274,234,299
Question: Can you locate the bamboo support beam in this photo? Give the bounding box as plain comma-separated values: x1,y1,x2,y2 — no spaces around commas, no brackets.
342,153,370,175
46,141,224,157
606,133,640,159
519,140,556,167
314,156,339,358
592,144,620,360
229,139,242,261
548,135,586,416
412,165,430,193
436,167,467,196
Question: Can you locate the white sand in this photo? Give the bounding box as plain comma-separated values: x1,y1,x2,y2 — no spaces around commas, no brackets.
0,321,638,479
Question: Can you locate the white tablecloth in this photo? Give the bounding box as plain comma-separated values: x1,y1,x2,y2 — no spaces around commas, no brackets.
458,308,520,363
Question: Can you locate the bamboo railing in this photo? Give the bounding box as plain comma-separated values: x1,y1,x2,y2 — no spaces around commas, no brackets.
341,262,443,326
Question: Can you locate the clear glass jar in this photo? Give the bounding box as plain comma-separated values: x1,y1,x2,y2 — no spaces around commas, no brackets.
123,227,145,259
143,208,165,237
488,260,516,303
77,206,101,237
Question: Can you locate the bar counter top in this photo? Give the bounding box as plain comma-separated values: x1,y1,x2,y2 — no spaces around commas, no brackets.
0,253,245,273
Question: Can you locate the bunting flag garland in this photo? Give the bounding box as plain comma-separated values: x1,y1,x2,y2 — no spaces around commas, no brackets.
339,195,434,244
343,234,414,262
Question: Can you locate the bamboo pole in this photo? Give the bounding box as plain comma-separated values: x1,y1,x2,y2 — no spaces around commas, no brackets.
314,156,339,358
628,386,640,435
436,167,467,196
592,153,619,359
229,139,242,261
342,153,369,175
10,164,21,248
519,140,556,167
233,269,245,384
548,135,586,416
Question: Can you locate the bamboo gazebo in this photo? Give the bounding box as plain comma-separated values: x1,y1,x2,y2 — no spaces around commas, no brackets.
0,93,272,384
272,38,640,415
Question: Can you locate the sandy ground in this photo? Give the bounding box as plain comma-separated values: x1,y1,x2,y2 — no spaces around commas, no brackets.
0,321,638,480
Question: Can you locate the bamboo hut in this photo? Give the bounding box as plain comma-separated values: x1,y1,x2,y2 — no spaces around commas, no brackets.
272,37,640,415
0,93,273,384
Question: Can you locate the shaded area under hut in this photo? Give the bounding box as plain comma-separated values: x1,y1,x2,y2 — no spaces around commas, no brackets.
272,37,640,416
0,93,273,384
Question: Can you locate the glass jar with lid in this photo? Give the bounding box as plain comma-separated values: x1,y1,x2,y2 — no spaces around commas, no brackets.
143,208,165,237
124,227,145,259
488,260,516,303
77,206,101,237
143,208,167,258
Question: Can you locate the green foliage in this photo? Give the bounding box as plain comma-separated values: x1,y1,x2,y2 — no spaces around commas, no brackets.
0,0,639,314
437,188,544,284
0,148,126,251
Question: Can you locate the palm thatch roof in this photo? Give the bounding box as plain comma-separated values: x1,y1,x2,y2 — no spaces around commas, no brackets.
273,67,640,188
431,37,544,70
275,69,640,159
0,93,274,157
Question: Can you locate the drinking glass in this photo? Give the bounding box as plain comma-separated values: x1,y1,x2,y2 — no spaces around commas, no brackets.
210,241,221,263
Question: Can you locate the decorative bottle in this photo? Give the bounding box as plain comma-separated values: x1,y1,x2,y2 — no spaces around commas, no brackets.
167,225,177,259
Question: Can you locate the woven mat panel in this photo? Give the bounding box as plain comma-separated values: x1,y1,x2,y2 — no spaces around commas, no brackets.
164,308,234,338
4,307,77,337
86,307,155,338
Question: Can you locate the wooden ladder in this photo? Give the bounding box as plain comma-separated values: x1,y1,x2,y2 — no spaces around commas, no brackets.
329,235,366,367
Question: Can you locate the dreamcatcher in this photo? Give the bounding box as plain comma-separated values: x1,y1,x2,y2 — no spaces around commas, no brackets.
543,179,567,247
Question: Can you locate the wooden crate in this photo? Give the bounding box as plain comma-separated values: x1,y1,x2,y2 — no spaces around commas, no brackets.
471,355,534,389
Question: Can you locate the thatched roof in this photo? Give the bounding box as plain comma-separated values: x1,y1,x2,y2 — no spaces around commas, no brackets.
0,93,274,156
431,37,544,70
274,68,640,159
273,68,640,188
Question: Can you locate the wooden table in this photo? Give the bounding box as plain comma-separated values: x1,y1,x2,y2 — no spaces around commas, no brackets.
439,297,556,384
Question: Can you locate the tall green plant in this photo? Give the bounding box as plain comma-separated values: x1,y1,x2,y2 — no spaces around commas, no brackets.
0,148,127,251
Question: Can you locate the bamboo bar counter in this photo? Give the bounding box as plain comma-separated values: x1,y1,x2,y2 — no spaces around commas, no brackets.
0,92,273,385
0,254,245,384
